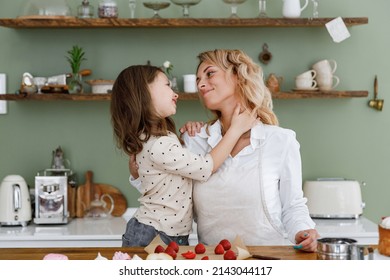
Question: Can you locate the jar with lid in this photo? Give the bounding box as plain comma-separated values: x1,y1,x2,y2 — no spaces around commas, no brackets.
98,0,118,18
77,0,94,18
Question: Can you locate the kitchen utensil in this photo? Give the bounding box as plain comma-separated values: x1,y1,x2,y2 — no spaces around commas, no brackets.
143,2,170,18
183,74,197,93
170,0,201,18
312,59,337,76
18,0,73,18
98,0,118,18
266,73,283,93
368,75,384,111
295,77,317,90
282,0,309,18
316,74,340,91
77,0,94,18
317,237,373,260
76,170,127,217
258,0,267,18
310,0,319,19
222,0,247,18
84,193,114,219
34,169,76,224
0,175,32,227
303,178,365,219
85,79,114,94
259,43,272,64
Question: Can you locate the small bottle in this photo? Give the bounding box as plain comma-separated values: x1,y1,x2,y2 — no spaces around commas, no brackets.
98,0,118,18
77,0,94,18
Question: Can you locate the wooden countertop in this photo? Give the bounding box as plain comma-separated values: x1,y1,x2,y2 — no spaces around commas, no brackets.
0,246,317,260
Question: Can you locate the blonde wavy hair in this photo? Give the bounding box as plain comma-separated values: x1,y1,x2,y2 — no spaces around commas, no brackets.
197,49,278,126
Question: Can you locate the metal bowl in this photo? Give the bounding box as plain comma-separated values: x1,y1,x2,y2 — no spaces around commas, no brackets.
317,238,357,260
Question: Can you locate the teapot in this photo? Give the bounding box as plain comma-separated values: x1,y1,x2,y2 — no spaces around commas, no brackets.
282,0,309,18
85,193,114,219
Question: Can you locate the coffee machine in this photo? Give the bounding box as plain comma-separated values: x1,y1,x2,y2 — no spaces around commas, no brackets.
34,146,77,224
34,169,76,224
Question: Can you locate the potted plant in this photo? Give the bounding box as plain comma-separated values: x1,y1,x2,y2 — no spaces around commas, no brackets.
66,45,86,93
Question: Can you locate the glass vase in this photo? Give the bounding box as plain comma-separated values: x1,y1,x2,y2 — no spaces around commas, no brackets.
68,73,83,94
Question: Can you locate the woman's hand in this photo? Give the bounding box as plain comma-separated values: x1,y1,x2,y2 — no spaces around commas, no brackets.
129,154,139,179
294,229,320,252
179,121,204,137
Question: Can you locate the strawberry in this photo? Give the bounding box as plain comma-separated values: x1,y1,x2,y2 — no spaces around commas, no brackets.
164,246,177,259
219,239,231,251
201,256,209,260
195,243,206,254
214,244,225,255
154,245,165,253
181,250,197,259
223,250,237,260
168,241,179,253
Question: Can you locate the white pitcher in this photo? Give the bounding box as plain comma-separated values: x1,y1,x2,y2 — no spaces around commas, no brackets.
282,0,309,18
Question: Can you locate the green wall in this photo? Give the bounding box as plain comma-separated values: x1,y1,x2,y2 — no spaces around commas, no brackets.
1,0,389,223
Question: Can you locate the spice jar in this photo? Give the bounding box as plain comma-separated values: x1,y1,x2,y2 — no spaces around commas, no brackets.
77,0,94,18
98,0,118,18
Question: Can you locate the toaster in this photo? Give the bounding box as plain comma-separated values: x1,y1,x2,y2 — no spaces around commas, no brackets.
303,178,365,219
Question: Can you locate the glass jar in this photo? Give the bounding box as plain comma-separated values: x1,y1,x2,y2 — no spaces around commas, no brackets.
77,0,94,18
98,0,118,18
19,0,72,18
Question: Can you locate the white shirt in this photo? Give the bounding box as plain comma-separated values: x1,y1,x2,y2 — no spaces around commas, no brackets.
133,132,213,236
183,121,315,245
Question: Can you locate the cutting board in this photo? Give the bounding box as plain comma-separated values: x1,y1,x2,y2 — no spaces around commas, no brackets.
76,170,127,218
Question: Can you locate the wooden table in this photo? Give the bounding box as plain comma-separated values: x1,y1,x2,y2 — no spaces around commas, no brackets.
0,246,317,260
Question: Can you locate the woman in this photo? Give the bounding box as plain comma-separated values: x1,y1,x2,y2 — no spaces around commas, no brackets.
131,49,319,252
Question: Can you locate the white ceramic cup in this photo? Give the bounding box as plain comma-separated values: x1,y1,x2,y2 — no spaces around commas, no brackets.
297,70,316,80
295,77,317,89
316,75,340,91
312,59,337,76
183,74,197,93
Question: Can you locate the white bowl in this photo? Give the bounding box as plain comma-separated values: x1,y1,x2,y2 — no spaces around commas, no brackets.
86,79,114,94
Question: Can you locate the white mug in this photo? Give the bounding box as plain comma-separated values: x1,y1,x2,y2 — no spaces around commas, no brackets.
183,74,197,93
297,70,316,80
295,77,317,89
316,75,340,91
312,59,337,76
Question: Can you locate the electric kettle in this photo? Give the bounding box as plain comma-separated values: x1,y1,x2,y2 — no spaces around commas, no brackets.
0,175,32,226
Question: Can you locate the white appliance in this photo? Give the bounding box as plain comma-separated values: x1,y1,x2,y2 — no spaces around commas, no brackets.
0,175,32,226
303,178,365,219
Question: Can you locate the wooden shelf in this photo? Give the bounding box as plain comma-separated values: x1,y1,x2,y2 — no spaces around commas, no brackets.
0,91,368,101
0,17,368,29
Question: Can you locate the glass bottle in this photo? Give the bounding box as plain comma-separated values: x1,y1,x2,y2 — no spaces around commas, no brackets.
77,0,94,18
98,0,118,18
129,0,136,18
258,0,267,18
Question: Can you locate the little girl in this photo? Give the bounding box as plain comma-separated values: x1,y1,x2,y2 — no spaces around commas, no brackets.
110,65,256,247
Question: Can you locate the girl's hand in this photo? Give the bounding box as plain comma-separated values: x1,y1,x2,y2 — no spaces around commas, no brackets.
294,229,320,252
129,154,139,179
229,104,258,135
179,121,204,137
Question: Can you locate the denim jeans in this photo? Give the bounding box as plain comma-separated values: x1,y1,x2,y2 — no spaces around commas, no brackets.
122,217,189,247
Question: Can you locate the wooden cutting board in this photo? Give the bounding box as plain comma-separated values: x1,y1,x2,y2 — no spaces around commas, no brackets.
76,170,127,218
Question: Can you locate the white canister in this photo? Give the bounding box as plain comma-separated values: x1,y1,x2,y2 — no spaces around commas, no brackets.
183,74,197,93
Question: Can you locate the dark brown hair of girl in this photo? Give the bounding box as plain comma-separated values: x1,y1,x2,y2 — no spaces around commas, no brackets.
110,65,181,156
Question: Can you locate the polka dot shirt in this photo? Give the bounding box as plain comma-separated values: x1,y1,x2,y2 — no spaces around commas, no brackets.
134,132,213,236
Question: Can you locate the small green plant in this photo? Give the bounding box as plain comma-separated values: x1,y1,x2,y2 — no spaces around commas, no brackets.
66,45,86,74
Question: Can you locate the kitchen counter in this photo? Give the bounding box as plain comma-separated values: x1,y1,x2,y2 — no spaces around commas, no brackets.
0,246,320,260
0,208,379,248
